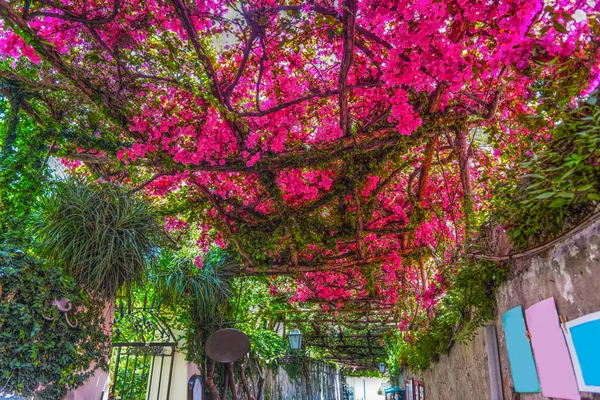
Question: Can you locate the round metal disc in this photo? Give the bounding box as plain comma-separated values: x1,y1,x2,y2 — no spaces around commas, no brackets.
205,328,250,363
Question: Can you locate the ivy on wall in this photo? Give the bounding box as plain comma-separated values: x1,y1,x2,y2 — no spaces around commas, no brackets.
0,247,110,399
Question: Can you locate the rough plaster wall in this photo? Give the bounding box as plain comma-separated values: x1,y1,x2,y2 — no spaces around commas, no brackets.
406,219,600,400
406,330,491,400
263,359,342,400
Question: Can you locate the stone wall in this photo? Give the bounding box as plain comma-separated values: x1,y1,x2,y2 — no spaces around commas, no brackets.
405,217,600,400
263,358,343,400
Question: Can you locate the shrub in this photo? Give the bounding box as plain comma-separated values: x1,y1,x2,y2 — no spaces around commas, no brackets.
0,246,110,399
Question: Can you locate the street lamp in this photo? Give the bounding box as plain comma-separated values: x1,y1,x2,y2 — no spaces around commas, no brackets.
378,362,386,374
287,328,303,351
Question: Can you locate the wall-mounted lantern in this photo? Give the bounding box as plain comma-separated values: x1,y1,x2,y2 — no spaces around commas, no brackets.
287,328,303,351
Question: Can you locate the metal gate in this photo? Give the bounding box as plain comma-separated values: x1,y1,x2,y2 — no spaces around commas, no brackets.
107,299,177,400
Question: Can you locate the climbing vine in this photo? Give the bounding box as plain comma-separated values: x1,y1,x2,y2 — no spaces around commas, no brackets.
0,246,110,399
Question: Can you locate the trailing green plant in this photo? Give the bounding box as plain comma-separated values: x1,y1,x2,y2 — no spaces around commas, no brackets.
485,56,600,249
507,87,600,248
342,368,384,378
280,351,307,383
246,328,288,366
34,178,161,298
509,92,600,247
385,258,508,372
0,246,110,399
232,276,292,365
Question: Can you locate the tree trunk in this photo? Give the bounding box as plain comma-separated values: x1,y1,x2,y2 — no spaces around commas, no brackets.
255,360,265,400
205,360,221,400
223,363,229,400
228,362,240,400
455,127,473,232
249,358,257,399
239,355,254,400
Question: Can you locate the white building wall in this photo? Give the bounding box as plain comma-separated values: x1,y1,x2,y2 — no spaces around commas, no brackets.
346,376,386,400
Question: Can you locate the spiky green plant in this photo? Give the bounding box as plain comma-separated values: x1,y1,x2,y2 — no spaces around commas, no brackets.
150,246,238,366
35,178,160,298
151,246,237,319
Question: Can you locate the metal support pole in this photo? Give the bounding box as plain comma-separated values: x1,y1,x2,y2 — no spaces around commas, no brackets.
363,379,367,400
485,325,504,400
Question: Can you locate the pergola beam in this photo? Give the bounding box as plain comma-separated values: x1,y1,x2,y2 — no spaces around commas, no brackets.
274,306,395,314
305,334,384,339
241,254,395,275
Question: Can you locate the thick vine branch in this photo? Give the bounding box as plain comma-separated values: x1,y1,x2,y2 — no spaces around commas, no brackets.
241,252,414,276
239,355,255,400
225,29,258,97
239,81,382,117
24,0,120,25
169,0,245,146
57,126,416,173
205,360,221,400
417,137,438,200
278,2,393,50
339,0,356,137
128,172,165,194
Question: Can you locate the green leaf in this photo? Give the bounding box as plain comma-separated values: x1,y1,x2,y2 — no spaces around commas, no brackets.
577,184,594,192
561,168,576,180
525,181,545,191
535,192,555,199
562,11,573,22
553,21,568,34
521,173,545,180
556,192,575,199
549,198,568,208
587,193,600,201
539,26,551,36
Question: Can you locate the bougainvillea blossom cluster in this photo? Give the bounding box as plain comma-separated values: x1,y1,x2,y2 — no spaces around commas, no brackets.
1,0,598,350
